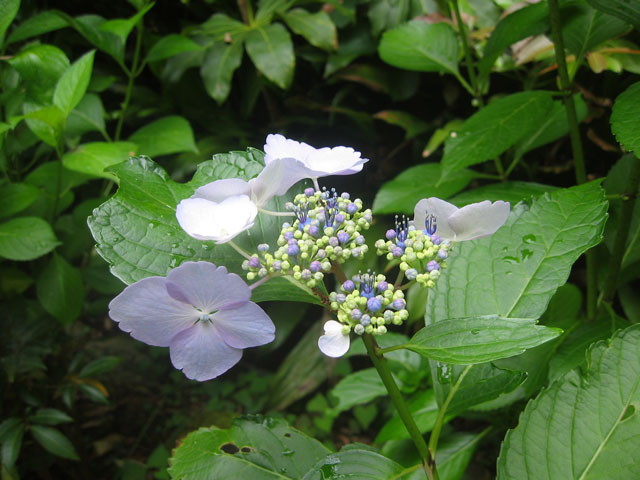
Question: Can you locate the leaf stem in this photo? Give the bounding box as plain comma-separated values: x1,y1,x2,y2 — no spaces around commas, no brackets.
227,240,253,260
248,275,272,290
428,364,472,459
363,334,438,480
115,22,144,141
450,0,478,97
258,207,295,217
600,155,640,304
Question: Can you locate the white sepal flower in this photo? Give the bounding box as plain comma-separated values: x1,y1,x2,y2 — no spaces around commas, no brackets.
264,134,368,177
413,198,510,242
176,194,257,243
318,320,350,357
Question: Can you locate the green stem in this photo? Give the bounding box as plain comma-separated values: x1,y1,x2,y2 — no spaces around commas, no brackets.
51,143,64,221
451,0,478,97
363,334,438,480
428,364,472,459
115,22,144,141
378,344,409,355
227,240,252,260
600,155,640,304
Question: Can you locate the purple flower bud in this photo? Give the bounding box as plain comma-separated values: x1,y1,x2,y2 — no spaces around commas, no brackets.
341,192,350,200
329,236,339,247
342,280,355,292
337,232,350,244
284,231,294,240
377,281,388,292
431,235,441,245
304,187,315,197
427,260,440,271
351,308,362,320
438,249,448,259
352,248,361,257
360,315,371,326
336,293,346,303
301,269,312,280
272,261,282,271
386,229,397,240
367,297,382,312
335,213,345,224
257,243,270,252
392,298,406,310
287,244,300,256
248,257,260,268
308,225,319,237
393,247,403,257
310,260,322,273
288,238,298,245
347,203,358,214
355,235,365,245
317,249,326,259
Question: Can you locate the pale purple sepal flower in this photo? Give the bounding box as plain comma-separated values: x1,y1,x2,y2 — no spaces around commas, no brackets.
108,262,275,381
264,134,368,177
318,320,350,357
413,198,510,242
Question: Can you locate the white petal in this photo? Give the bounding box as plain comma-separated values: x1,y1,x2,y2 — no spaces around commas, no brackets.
169,323,242,381
194,178,251,203
264,134,314,164
318,320,350,357
165,262,250,312
305,146,368,176
213,302,275,349
249,157,314,205
176,195,257,243
413,198,458,240
108,277,197,347
448,200,510,241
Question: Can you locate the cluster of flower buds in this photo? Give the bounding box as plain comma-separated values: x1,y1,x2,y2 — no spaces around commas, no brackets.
329,271,408,337
242,187,372,288
374,215,450,288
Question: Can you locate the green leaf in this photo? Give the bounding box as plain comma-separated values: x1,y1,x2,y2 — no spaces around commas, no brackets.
376,389,441,443
368,0,412,37
441,91,554,177
22,104,65,147
53,50,96,117
200,41,244,104
324,26,376,77
302,448,405,479
479,1,549,80
611,81,640,155
372,163,475,215
195,13,249,42
168,416,330,480
36,253,84,325
408,316,561,364
449,181,558,207
427,182,608,320
0,183,40,219
30,425,79,460
586,0,640,30
62,141,137,179
372,110,430,139
6,9,68,45
251,276,322,305
497,324,640,480
0,0,20,44
514,94,588,158
145,34,203,63
29,409,73,426
378,21,459,75
245,23,295,89
0,418,24,468
8,44,69,103
254,0,295,23
329,368,388,413
128,116,197,157
0,217,60,261
66,93,107,137
435,431,488,480
78,356,123,378
282,9,337,51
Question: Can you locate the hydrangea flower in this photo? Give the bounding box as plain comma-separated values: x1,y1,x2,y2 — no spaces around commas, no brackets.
108,262,275,381
176,157,309,243
264,134,368,178
318,320,350,357
413,198,510,242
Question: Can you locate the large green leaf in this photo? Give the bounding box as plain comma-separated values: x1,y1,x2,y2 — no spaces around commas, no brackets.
497,324,640,480
0,0,20,44
66,93,107,137
6,10,68,45
53,50,95,117
0,417,24,468
8,44,69,103
245,23,294,89
0,183,40,219
302,448,406,480
30,425,79,461
329,368,387,413
200,41,244,104
610,81,640,155
372,163,475,215
62,141,137,179
427,182,608,321
440,91,554,177
586,0,640,30
282,9,337,51
0,217,60,261
449,182,558,208
36,253,84,325
376,389,441,443
378,21,459,76
145,34,203,63
168,416,330,480
128,116,197,157
408,316,561,364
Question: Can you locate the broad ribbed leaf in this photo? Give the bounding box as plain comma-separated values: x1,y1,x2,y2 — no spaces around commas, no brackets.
62,141,137,179
586,0,640,30
245,23,294,89
427,182,608,321
441,91,554,177
200,41,243,104
610,81,640,155
498,324,640,480
168,416,330,480
302,448,405,480
8,44,69,103
378,21,459,75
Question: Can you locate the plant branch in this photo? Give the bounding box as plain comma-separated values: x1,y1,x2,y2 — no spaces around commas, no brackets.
451,0,478,97
115,22,144,141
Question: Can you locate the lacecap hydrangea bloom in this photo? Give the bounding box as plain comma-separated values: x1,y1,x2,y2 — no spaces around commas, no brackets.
108,262,275,381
